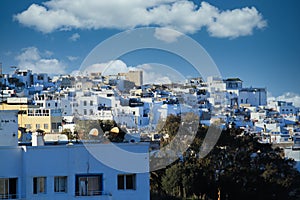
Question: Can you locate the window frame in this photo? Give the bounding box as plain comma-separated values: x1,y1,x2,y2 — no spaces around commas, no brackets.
117,174,136,190
0,178,17,199
75,174,103,196
36,124,40,129
33,177,47,194
54,176,67,193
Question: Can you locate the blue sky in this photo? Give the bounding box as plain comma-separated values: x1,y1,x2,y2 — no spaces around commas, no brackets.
0,0,299,97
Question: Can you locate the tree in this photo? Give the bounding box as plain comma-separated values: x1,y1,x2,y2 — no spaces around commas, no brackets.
154,127,300,200
157,114,181,138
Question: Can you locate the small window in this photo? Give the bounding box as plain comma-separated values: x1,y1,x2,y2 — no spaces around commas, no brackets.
90,109,93,115
83,101,87,106
0,178,17,199
36,124,40,129
84,109,87,115
33,177,46,194
25,124,31,129
90,101,93,106
51,123,57,130
75,174,103,196
44,124,49,130
54,176,67,193
117,174,136,190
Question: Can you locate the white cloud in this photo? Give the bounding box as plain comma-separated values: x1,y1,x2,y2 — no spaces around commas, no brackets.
207,6,267,38
15,47,67,74
14,1,267,39
67,56,79,61
135,63,186,85
82,60,129,75
276,92,300,108
69,33,80,41
154,28,183,43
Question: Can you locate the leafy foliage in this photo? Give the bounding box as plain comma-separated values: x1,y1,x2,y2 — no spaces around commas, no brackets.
151,114,300,200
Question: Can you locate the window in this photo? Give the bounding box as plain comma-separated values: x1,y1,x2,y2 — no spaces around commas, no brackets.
51,123,57,130
90,101,93,106
36,124,40,129
83,101,87,106
25,124,31,129
28,110,34,116
33,177,46,194
75,174,103,196
117,174,136,190
54,176,67,193
84,109,87,115
44,124,49,129
0,178,17,199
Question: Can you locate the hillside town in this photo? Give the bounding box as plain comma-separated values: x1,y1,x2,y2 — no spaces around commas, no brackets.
1,67,300,199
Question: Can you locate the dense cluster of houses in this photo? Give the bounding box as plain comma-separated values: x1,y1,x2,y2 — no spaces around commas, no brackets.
1,68,300,149
0,68,299,199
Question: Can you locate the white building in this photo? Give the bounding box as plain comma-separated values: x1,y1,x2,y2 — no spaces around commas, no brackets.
250,110,267,122
284,148,300,172
238,88,267,107
0,110,18,146
12,69,33,88
0,115,150,200
207,76,227,108
276,101,298,115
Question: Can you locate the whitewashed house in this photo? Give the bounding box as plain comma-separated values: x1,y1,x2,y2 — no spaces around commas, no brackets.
0,111,150,200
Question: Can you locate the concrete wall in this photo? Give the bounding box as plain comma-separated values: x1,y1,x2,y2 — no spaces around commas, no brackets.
0,143,150,200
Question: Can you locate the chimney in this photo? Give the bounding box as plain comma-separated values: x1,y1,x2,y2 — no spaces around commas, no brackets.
32,131,45,146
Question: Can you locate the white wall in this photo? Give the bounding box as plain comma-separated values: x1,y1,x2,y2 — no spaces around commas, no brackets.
0,110,18,146
0,143,150,200
239,89,267,106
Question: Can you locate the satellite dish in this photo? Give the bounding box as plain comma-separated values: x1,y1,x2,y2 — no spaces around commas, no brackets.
18,130,22,139
110,127,119,134
89,128,99,137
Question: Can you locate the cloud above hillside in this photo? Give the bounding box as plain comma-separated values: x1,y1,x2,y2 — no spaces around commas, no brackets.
14,0,267,40
276,92,300,108
15,47,67,74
